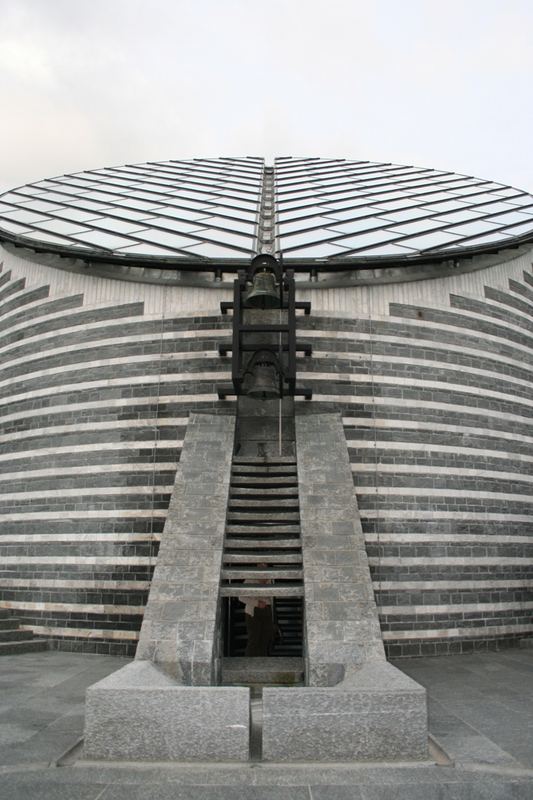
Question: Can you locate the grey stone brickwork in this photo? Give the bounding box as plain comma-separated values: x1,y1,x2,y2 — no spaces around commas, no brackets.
295,412,384,685
261,412,427,761
136,412,236,683
0,251,532,659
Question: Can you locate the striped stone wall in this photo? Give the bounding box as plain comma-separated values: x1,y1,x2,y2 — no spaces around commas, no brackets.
0,255,233,654
0,244,532,658
296,255,533,657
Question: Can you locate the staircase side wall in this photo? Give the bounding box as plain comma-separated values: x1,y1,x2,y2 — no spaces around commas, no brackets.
136,412,235,684
296,412,385,687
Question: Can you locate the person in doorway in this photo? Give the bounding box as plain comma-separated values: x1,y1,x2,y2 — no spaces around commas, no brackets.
238,563,275,656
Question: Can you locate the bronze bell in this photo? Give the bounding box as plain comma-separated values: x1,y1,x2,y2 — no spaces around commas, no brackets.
246,352,280,399
245,269,279,309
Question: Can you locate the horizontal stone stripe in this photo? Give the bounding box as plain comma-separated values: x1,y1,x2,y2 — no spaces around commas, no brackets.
0,285,49,319
347,441,533,461
311,352,533,395
20,624,139,641
300,395,533,421
0,302,222,343
484,285,533,317
314,347,533,387
0,578,151,589
509,278,533,304
0,294,88,336
0,277,25,304
368,556,531,566
0,327,227,363
0,395,190,425
0,374,224,410
0,318,229,364
0,354,229,393
356,486,533,502
453,289,533,324
363,510,533,521
1,346,223,383
0,509,166,521
388,300,533,348
301,316,533,360
364,533,533,544
0,533,160,543
311,325,533,369
375,579,533,590
0,462,177,482
351,462,533,481
0,485,172,501
380,601,533,615
0,390,214,425
299,372,533,409
1,555,154,564
382,623,533,641
343,404,533,431
1,600,145,614
0,297,138,342
347,428,533,449
0,439,182,464
453,291,533,332
0,418,186,446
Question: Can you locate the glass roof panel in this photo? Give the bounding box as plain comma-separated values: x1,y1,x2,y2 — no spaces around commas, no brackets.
1,157,531,264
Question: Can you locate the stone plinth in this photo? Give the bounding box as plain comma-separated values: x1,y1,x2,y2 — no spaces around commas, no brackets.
262,662,427,762
85,661,250,762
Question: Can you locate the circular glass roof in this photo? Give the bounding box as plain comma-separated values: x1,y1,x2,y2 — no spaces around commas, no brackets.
0,156,532,266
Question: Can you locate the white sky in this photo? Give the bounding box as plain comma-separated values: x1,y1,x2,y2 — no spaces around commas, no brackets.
1,0,532,194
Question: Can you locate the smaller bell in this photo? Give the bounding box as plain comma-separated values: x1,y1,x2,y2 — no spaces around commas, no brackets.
246,352,280,399
245,269,279,309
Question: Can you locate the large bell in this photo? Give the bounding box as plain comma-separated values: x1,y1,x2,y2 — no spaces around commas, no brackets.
245,269,279,309
246,355,280,400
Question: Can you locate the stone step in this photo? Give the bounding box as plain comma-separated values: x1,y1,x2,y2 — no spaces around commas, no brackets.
227,512,300,523
232,458,297,465
221,568,303,580
224,553,302,564
0,639,49,656
228,498,300,509
221,656,304,686
219,584,304,598
230,477,298,487
226,525,301,535
230,488,299,498
232,466,297,476
0,629,33,642
225,538,300,549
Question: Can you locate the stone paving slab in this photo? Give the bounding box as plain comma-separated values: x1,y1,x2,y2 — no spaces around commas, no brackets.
0,651,533,799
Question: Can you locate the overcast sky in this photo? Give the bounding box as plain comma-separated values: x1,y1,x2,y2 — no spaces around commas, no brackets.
1,0,532,194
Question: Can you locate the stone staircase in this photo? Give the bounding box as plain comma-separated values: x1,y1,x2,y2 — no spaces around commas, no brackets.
0,609,49,655
220,456,305,665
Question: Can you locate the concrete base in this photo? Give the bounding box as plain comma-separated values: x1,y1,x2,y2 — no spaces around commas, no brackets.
262,661,427,762
84,661,250,762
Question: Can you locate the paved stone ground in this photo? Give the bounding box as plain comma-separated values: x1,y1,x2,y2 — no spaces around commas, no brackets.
0,649,532,799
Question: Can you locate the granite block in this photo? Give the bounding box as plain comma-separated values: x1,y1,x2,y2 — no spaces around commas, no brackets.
262,662,427,762
84,661,250,762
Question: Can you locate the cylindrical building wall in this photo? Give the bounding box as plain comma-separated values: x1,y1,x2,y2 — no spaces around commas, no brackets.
0,243,532,657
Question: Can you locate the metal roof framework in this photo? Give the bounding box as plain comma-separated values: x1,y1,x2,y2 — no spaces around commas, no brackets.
0,156,532,271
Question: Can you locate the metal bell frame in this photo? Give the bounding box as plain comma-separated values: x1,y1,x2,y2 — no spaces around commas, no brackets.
217,254,312,400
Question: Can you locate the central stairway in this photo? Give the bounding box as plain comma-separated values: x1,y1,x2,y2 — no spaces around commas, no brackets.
220,456,305,674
